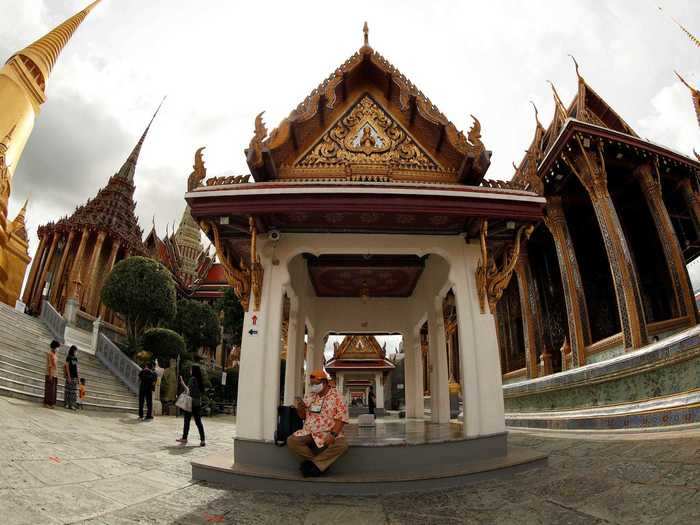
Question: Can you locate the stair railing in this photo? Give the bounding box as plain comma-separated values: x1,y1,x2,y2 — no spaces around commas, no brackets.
40,300,67,344
95,333,141,394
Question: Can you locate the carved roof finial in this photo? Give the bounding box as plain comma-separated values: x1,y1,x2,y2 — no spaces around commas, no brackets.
529,100,542,128
363,21,370,47
568,54,582,80
675,70,698,93
547,80,568,122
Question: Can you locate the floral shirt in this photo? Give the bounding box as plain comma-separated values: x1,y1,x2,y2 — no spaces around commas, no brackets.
293,387,349,448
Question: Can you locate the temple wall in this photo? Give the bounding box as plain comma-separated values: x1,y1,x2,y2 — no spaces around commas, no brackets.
503,326,700,413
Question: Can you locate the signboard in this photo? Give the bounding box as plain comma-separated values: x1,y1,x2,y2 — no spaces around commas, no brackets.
221,372,227,385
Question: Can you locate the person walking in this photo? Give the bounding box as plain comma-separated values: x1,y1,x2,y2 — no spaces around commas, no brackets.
43,340,60,408
176,365,206,447
63,346,80,410
368,386,376,416
138,362,157,420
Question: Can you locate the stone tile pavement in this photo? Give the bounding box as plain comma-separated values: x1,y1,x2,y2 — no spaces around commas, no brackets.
1,396,700,524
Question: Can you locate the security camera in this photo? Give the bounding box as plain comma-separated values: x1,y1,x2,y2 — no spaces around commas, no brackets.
268,229,281,242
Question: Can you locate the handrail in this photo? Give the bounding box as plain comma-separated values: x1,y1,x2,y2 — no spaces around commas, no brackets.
95,333,141,394
40,300,67,344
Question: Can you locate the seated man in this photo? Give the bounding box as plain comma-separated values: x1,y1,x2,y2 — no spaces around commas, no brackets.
287,369,349,477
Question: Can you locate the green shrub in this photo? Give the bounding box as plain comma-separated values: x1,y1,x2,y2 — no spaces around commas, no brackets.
141,328,185,365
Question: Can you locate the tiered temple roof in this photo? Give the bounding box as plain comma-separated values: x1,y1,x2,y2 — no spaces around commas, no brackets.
243,24,490,185
38,102,163,252
144,207,216,299
325,335,395,372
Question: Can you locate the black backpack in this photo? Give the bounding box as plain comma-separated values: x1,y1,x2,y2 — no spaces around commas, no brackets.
274,405,303,446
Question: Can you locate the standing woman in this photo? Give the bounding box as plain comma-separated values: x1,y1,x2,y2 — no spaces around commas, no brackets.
176,365,206,446
43,340,60,408
63,346,80,410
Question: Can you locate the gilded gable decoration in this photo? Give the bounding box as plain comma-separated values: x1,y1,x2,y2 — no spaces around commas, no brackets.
296,95,441,173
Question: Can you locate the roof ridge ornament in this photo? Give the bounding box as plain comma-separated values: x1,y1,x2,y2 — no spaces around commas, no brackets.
568,54,582,80
363,21,370,48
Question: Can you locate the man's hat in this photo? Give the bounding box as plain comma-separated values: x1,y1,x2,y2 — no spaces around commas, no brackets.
309,369,330,381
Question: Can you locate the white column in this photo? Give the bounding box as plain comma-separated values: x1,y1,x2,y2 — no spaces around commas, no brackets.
449,245,506,437
375,372,384,411
403,330,417,417
428,300,450,424
336,372,344,395
403,328,425,418
236,259,288,441
283,299,303,405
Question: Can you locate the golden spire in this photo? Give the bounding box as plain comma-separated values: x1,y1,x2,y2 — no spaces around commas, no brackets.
658,6,700,48
363,22,370,48
10,198,29,242
115,97,165,182
10,0,102,91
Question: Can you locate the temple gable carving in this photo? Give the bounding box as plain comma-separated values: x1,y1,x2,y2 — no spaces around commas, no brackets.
295,95,442,174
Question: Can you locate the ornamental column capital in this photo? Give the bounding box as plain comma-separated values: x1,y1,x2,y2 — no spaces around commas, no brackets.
562,136,609,200
635,163,661,194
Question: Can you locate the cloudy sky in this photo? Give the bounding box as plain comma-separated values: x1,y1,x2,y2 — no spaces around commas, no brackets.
2,0,699,318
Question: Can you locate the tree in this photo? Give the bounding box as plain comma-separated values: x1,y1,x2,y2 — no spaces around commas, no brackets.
173,299,221,353
101,256,177,349
141,328,186,365
217,287,244,346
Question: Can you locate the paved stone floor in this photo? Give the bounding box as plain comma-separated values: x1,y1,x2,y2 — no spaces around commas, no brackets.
2,396,700,524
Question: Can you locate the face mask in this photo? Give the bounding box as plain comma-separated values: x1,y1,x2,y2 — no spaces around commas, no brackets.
310,383,323,393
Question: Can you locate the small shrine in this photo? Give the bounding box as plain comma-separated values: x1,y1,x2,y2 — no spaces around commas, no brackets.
325,335,395,416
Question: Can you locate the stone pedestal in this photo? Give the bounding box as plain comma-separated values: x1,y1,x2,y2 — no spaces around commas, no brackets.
64,298,79,324
14,300,25,313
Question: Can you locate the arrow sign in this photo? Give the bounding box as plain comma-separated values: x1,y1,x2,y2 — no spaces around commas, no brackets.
252,315,258,326
248,328,258,336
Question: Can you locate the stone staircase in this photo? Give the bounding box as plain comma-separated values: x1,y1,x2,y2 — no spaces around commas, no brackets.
0,302,138,411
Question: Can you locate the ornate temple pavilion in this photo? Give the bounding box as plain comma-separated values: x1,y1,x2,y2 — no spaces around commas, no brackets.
494,62,700,380
325,335,395,416
186,26,546,485
22,104,161,325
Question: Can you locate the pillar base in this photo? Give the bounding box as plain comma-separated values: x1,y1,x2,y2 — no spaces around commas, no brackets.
64,298,79,324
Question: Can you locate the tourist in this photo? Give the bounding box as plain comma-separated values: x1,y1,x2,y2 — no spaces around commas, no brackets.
368,386,376,415
138,362,157,420
176,365,206,446
63,346,80,410
78,378,86,409
43,340,60,408
287,369,349,477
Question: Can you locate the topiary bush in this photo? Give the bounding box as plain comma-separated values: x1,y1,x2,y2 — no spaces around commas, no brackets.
141,328,185,365
101,256,177,349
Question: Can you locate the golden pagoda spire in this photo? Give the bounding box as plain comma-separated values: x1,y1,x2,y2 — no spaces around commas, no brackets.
675,71,700,127
10,198,29,242
10,0,102,93
115,97,166,182
658,6,700,48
